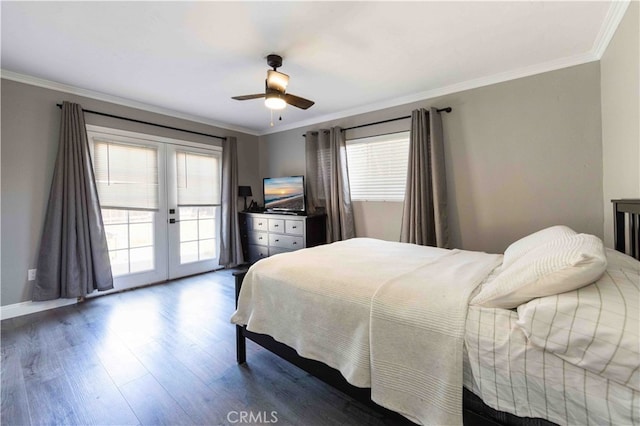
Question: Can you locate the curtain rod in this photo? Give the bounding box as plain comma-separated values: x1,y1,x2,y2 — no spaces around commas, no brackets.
303,107,452,137
342,107,452,132
56,103,227,141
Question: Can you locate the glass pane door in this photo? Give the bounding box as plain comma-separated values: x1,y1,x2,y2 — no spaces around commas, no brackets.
177,206,217,263
88,127,168,292
87,125,222,291
167,145,222,279
103,209,155,275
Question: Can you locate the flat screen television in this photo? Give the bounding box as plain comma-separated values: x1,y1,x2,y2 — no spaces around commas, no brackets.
263,175,306,214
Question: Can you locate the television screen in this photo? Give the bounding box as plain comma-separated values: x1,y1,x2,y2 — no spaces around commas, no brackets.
263,176,306,213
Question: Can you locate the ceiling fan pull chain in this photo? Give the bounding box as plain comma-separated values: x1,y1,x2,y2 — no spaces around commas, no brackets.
270,109,274,127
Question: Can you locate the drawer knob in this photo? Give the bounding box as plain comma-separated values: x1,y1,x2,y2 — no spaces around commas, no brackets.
274,224,279,227
275,239,279,242
292,226,297,229
293,241,297,245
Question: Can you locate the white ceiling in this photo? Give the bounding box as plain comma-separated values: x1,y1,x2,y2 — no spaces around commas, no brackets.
0,1,627,136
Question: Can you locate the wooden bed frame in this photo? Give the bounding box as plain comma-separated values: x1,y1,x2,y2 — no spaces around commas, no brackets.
234,207,638,425
613,199,640,260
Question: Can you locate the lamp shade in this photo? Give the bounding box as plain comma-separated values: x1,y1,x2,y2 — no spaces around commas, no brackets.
238,186,252,197
265,91,287,110
267,70,289,92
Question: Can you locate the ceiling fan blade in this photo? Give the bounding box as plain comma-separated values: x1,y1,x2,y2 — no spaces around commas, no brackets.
231,94,265,101
284,93,315,110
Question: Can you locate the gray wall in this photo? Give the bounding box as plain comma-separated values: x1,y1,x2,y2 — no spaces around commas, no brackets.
601,2,640,247
259,62,604,254
7,14,635,307
1,79,260,306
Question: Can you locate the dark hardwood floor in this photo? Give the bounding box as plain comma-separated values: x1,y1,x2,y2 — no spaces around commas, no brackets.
1,269,400,426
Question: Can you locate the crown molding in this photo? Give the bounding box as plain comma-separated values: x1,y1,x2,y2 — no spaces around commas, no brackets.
592,0,631,59
0,70,260,137
3,0,629,138
258,51,599,135
258,1,631,135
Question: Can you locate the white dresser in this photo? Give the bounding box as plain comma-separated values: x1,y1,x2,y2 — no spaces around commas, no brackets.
239,212,326,264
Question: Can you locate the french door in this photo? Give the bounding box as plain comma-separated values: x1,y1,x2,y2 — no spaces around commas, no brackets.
87,125,222,291
166,145,221,279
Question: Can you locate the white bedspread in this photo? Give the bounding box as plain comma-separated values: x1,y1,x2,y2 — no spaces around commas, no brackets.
231,238,501,425
370,249,501,425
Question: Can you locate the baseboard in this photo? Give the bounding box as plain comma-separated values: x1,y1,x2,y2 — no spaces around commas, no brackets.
1,298,78,320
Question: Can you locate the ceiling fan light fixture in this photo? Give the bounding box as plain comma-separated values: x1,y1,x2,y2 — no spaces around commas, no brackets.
267,70,289,92
232,54,314,111
265,92,287,110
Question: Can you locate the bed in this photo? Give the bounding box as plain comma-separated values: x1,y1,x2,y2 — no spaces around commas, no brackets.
231,206,640,425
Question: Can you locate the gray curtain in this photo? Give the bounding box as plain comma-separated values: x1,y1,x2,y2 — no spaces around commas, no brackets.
305,127,355,242
33,101,113,301
400,107,449,247
219,136,244,267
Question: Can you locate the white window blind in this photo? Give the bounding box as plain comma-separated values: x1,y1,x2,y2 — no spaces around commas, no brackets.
93,139,159,210
346,131,410,202
176,151,220,206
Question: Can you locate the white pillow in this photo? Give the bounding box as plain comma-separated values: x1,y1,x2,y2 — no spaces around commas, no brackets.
471,233,607,309
516,252,640,390
502,225,577,269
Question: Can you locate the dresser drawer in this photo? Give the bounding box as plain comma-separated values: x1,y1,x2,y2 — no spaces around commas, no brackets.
247,244,269,263
268,218,285,233
269,234,303,250
248,231,268,246
269,246,295,256
252,217,268,231
285,219,304,235
239,212,327,263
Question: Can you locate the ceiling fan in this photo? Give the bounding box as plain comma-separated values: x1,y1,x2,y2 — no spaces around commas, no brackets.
232,54,315,110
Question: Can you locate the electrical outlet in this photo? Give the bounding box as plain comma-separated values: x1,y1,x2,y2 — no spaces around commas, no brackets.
28,269,37,281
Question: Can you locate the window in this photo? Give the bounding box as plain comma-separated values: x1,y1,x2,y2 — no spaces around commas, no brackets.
175,151,221,263
92,139,160,276
176,151,220,206
178,206,217,263
102,209,154,276
93,139,159,210
345,131,410,201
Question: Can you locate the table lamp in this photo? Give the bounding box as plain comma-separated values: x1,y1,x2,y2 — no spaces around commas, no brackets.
238,186,252,211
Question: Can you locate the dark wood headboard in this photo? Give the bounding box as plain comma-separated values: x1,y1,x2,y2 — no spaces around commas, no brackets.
612,199,640,260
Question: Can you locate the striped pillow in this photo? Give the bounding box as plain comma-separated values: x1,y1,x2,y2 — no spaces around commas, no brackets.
516,251,639,391
471,233,607,309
